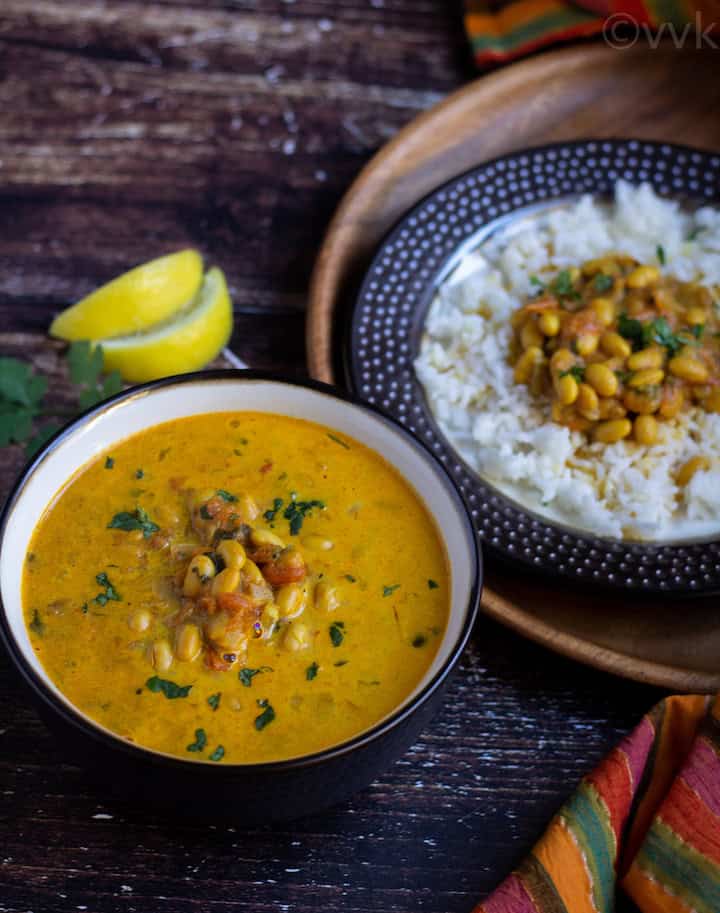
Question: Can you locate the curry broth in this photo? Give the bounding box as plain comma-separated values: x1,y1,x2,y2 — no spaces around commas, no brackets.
23,413,449,763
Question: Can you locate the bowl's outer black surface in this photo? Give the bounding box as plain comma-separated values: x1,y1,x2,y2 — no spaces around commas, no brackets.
0,370,482,822
347,139,720,596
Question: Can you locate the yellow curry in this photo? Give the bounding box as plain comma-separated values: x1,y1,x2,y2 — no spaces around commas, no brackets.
23,413,449,764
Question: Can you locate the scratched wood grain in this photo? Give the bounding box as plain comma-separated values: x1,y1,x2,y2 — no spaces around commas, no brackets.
0,2,652,912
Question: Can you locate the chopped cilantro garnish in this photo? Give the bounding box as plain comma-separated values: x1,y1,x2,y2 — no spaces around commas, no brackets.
135,469,144,480
691,324,705,340
199,504,212,520
29,608,44,635
254,702,276,731
345,574,357,583
283,497,325,536
617,313,645,349
552,269,580,300
656,244,666,265
559,365,585,382
529,274,544,288
216,489,237,502
108,507,159,539
209,745,225,762
239,666,271,688
382,584,400,597
145,676,192,699
186,728,207,753
104,457,114,469
306,661,319,681
93,572,121,606
428,579,439,590
81,602,88,615
263,497,284,522
593,273,614,293
207,692,221,711
412,634,428,648
327,432,350,449
643,316,685,356
329,621,345,647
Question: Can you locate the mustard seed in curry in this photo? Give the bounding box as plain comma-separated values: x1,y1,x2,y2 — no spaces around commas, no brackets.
511,254,720,467
22,413,449,764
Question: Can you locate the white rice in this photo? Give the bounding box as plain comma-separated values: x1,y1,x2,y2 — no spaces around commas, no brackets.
414,181,720,541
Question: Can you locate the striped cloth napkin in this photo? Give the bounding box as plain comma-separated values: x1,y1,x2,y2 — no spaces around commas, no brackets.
476,695,720,913
464,0,716,66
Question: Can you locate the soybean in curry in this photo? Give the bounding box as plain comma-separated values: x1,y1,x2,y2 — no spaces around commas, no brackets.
512,254,720,463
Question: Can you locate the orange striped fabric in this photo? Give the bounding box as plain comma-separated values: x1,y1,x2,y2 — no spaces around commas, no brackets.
464,0,717,67
476,695,720,913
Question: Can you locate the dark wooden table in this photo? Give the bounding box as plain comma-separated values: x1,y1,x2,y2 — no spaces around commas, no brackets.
0,3,659,911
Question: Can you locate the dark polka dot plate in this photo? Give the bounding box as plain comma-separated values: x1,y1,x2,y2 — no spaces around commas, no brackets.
346,139,720,595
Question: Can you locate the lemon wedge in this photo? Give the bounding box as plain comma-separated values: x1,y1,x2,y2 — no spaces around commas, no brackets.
99,267,233,383
50,249,203,341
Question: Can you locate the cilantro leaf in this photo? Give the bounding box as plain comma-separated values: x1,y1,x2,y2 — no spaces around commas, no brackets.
145,676,192,699
67,341,104,389
617,313,645,349
0,345,121,457
254,703,276,731
329,621,345,647
552,270,580,300
0,358,47,408
283,497,325,536
412,634,428,648
263,497,284,522
559,365,585,382
306,661,319,681
108,507,159,539
29,608,45,636
207,692,221,711
656,244,666,265
93,572,121,605
382,584,400,597
0,408,35,447
593,273,614,293
239,666,272,687
208,745,225,762
643,317,684,356
105,456,115,469
216,489,237,502
428,579,439,590
186,728,207,753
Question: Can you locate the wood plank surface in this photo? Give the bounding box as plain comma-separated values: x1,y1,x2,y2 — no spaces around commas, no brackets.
0,3,665,912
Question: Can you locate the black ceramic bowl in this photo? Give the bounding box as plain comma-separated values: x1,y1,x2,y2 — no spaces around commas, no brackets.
0,371,481,821
348,139,720,596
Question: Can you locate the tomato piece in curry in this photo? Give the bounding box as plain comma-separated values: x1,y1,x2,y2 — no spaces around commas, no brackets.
22,413,450,764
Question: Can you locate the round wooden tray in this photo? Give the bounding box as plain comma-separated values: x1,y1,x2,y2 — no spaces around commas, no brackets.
306,42,720,693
